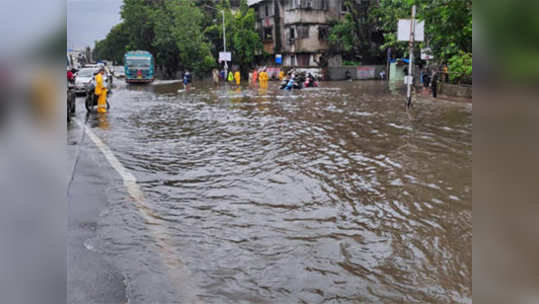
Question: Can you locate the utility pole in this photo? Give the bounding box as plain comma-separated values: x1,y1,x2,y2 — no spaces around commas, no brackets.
406,5,416,108
222,9,228,78
207,5,228,78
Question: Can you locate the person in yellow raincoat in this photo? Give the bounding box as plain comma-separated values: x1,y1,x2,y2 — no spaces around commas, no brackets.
227,71,234,83
95,68,107,113
278,70,285,81
234,70,241,85
258,69,269,88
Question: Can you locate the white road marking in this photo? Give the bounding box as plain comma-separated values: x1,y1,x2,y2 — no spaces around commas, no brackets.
76,120,203,303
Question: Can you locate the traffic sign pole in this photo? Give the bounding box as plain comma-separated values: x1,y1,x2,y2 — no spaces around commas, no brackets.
406,5,416,108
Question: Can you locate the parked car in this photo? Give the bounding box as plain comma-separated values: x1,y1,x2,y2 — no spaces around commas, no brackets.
73,67,97,94
73,67,111,95
113,66,125,78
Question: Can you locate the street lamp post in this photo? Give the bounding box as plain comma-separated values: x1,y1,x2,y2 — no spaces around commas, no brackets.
207,5,228,78
222,10,228,78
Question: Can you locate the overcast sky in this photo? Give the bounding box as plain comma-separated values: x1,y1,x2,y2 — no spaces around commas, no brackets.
67,0,123,50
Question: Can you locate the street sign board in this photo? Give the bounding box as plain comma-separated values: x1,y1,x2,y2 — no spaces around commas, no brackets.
397,19,424,41
275,54,282,64
357,67,375,79
404,76,413,85
219,52,231,62
421,47,434,60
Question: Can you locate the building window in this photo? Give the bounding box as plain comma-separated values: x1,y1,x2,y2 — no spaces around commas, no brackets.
289,27,295,40
265,5,269,17
288,0,327,10
297,25,309,39
263,27,273,41
297,54,310,66
319,26,329,40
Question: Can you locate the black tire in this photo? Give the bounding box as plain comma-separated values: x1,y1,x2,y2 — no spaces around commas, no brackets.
85,94,93,112
70,95,76,114
67,90,76,114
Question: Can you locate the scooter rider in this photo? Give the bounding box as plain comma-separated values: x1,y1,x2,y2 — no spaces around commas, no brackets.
95,67,108,113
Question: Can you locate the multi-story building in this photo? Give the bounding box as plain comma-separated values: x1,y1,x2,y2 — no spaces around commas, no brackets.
249,0,348,67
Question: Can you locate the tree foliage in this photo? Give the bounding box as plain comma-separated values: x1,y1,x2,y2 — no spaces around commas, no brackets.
371,0,472,63
448,51,472,84
330,0,472,69
93,0,471,79
93,23,129,65
329,0,384,64
94,0,261,78
204,0,263,76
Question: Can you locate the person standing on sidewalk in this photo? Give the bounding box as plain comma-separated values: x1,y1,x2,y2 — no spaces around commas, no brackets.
443,64,449,83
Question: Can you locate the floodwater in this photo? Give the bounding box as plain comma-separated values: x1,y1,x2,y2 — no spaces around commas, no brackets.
75,80,472,303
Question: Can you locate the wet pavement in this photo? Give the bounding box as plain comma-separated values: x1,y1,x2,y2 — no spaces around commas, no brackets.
68,80,472,303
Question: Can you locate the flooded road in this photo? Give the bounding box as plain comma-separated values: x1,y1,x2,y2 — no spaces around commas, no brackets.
71,80,471,303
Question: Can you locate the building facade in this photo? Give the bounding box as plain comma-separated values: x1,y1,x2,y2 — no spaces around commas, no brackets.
249,0,347,67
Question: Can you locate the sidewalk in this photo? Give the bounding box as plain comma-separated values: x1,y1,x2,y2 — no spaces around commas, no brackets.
67,121,128,304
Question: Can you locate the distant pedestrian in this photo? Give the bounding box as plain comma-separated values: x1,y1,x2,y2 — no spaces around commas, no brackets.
227,71,234,83
220,69,225,81
345,70,352,81
252,69,258,84
431,71,439,98
234,70,241,85
443,64,449,83
278,70,285,81
212,68,219,85
422,69,430,88
183,70,192,89
259,69,269,88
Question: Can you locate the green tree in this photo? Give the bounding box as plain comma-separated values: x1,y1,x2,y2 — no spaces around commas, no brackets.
447,51,472,84
204,0,263,76
151,3,181,78
328,14,358,57
167,0,215,75
93,23,130,65
231,0,263,76
328,0,384,64
95,0,263,78
371,0,472,63
121,0,157,53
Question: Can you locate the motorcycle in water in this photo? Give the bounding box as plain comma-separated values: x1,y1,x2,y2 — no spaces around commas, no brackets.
280,77,302,90
85,81,110,112
304,78,319,88
303,74,319,88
